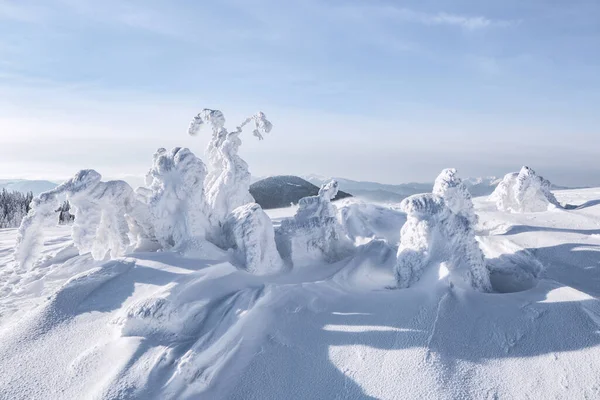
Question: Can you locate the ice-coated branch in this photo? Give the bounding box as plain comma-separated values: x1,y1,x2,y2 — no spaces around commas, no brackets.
490,166,560,212
187,109,274,227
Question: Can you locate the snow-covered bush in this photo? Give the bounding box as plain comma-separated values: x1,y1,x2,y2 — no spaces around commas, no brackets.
223,203,284,274
134,147,209,250
490,166,560,212
276,180,353,267
14,170,139,269
395,183,491,292
188,109,273,226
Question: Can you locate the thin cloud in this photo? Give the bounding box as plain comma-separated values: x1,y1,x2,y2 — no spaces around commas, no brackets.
359,5,516,31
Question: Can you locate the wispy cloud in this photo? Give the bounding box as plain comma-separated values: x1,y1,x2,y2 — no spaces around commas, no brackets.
394,9,515,30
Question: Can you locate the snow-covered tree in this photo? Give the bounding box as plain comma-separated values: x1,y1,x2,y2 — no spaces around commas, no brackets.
395,185,491,292
135,147,209,250
188,109,273,226
223,203,284,275
490,166,560,212
0,189,32,228
14,170,140,269
275,180,353,267
56,200,74,225
433,168,477,225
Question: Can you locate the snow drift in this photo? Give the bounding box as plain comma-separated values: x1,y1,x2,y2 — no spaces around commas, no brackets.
395,169,491,292
491,166,560,212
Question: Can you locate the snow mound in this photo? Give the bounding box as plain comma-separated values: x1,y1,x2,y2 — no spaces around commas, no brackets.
223,203,285,275
491,166,560,212
276,180,353,267
396,170,491,292
338,200,406,245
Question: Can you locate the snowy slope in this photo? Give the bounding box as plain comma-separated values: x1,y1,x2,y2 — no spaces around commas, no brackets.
1,189,600,399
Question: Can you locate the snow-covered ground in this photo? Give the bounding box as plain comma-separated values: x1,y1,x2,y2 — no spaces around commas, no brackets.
1,188,600,399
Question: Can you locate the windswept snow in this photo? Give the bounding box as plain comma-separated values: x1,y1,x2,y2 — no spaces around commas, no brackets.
1,186,600,399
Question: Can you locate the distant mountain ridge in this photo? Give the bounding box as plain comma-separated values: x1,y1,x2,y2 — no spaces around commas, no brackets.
303,174,505,203
250,175,351,209
0,179,58,196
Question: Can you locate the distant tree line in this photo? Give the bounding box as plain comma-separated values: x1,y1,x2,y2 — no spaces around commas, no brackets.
0,189,73,228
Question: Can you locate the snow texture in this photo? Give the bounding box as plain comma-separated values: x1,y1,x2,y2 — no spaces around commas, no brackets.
14,170,138,270
491,166,560,212
338,200,406,245
276,180,353,267
188,109,273,226
2,187,600,399
395,185,491,292
223,203,284,275
135,147,209,250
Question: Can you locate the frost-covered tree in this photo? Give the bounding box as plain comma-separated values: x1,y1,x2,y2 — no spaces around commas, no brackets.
275,180,353,267
223,203,284,275
395,192,491,292
432,168,477,225
14,170,140,269
0,189,33,228
56,200,74,225
188,109,273,226
490,166,560,212
135,147,209,250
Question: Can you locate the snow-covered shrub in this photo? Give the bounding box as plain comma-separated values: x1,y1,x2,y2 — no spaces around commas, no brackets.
14,170,139,269
223,203,284,274
188,109,273,226
134,147,209,249
275,180,353,267
490,166,560,212
395,192,491,292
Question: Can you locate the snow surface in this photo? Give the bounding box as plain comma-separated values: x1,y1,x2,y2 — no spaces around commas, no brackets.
1,186,600,399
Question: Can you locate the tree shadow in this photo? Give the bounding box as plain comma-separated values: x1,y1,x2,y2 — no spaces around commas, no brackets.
563,199,600,210
499,224,600,236
227,242,600,399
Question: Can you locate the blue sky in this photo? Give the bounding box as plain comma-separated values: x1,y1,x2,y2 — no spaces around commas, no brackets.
1,0,599,185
